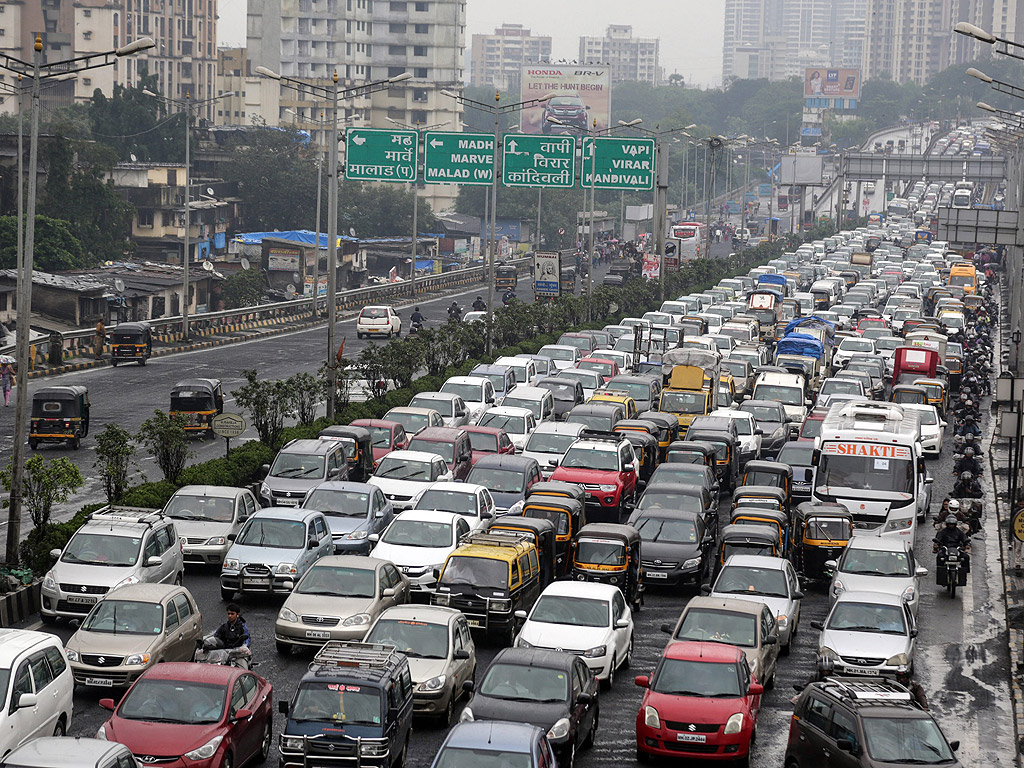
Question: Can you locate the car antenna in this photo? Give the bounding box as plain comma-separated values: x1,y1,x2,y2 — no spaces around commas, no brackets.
488,721,494,745
112,601,117,635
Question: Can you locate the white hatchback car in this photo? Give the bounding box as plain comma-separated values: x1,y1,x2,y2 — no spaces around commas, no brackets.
899,403,947,456
370,510,474,597
0,629,74,756
356,305,401,339
514,581,633,687
708,554,804,653
368,450,454,509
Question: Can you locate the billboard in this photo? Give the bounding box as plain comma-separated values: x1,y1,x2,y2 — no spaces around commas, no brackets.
519,65,611,135
780,154,824,185
804,68,861,100
534,252,561,297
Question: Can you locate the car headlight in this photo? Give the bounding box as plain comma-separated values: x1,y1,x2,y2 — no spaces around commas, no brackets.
205,536,227,546
359,742,388,757
346,530,369,540
42,571,56,591
901,585,916,603
506,501,524,516
223,558,240,571
276,563,298,575
113,575,140,590
547,717,571,741
96,725,107,740
460,706,474,723
598,484,617,492
819,646,838,661
644,705,661,729
883,516,913,533
280,735,305,752
777,614,789,630
682,558,701,570
517,637,534,649
489,599,512,612
434,593,450,607
279,607,298,623
583,645,607,659
885,653,909,667
343,613,371,627
724,713,744,735
125,653,151,666
259,482,271,498
184,735,224,761
419,675,446,692
65,649,79,662
832,580,845,597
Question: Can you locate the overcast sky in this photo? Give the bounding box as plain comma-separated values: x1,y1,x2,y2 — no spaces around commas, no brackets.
217,0,725,87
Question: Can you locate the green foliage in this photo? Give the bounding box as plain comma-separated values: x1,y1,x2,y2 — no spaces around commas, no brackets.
290,371,325,427
93,424,137,504
119,480,180,509
232,369,296,446
0,215,86,271
136,410,193,483
221,268,266,309
88,72,185,162
0,455,84,529
19,505,101,577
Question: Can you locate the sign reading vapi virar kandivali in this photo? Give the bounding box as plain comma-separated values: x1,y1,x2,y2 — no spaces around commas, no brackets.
582,136,656,191
344,128,418,183
422,132,494,185
501,134,577,188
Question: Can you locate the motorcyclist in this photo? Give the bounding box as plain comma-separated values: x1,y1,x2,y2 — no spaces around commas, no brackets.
472,296,486,312
934,514,971,571
502,289,516,305
954,447,983,478
952,470,983,499
956,414,981,438
207,604,251,650
447,301,462,321
410,306,425,326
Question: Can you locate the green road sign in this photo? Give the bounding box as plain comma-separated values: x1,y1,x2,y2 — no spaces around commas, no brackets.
423,132,494,186
582,137,656,190
345,128,417,183
502,134,576,188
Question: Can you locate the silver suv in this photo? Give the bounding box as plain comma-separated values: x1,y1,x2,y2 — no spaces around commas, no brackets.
259,438,350,507
41,508,184,623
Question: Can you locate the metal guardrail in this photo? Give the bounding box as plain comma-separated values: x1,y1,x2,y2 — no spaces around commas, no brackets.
19,257,532,363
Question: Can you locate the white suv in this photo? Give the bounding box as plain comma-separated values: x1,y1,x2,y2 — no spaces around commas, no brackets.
356,305,401,339
41,508,184,623
0,629,74,755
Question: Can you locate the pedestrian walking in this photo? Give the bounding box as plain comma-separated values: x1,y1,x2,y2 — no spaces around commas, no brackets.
94,320,106,360
0,361,14,407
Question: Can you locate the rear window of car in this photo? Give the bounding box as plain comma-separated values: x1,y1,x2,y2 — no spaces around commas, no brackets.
361,307,386,319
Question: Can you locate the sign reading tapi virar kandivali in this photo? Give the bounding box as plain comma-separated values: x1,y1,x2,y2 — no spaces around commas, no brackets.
582,136,656,190
344,128,417,183
422,132,494,185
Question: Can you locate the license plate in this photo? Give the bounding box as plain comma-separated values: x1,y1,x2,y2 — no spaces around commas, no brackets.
183,547,193,555
67,595,97,604
244,578,270,587
676,734,707,743
646,571,668,579
276,498,300,506
466,619,482,628
305,630,332,640
844,666,880,676
85,677,113,687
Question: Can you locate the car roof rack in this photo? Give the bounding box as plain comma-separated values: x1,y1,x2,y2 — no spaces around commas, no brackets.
593,388,632,398
460,532,530,549
576,430,624,444
311,641,401,672
88,507,164,528
820,677,912,703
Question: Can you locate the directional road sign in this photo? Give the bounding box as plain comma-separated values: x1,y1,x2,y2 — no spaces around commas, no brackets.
582,136,656,191
345,128,417,183
423,132,494,186
502,134,576,188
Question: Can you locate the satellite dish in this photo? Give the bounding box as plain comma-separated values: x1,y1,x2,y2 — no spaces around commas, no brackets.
114,278,126,293
285,284,296,297
129,153,137,162
203,260,214,272
240,258,251,271
206,187,215,196
349,227,356,237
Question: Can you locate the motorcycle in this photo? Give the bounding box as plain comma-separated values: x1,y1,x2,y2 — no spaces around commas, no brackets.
195,637,254,669
410,320,423,335
934,545,968,598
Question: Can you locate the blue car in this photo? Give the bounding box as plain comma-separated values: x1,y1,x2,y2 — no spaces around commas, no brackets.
301,481,395,554
431,721,556,768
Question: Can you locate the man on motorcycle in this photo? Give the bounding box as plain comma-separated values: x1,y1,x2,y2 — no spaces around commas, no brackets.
472,296,486,312
934,514,971,571
410,307,425,326
448,301,462,321
208,604,251,650
502,289,516,305
954,447,983,478
957,414,981,438
952,471,983,499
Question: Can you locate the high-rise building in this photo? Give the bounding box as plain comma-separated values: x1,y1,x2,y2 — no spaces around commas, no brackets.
780,0,832,77
578,25,661,85
0,0,217,119
722,0,786,81
470,24,552,90
863,0,953,85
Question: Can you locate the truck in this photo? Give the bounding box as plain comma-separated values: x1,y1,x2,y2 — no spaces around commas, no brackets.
658,348,721,428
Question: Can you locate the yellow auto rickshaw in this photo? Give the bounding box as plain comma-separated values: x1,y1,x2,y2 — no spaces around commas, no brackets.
29,385,90,450
109,322,152,366
169,378,224,435
520,492,586,578
792,502,854,582
572,522,644,611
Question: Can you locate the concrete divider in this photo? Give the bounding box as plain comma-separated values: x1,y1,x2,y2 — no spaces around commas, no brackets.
0,581,41,628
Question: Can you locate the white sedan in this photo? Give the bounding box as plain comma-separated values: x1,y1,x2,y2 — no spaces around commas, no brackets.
411,482,496,530
356,305,401,339
514,581,633,687
900,403,946,455
709,554,804,653
368,450,453,509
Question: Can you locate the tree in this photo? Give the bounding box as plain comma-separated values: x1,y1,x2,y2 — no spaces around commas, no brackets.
0,455,83,529
232,369,296,445
0,215,86,271
88,71,185,162
137,411,193,483
221,268,266,309
668,74,685,87
93,424,137,504
288,372,324,427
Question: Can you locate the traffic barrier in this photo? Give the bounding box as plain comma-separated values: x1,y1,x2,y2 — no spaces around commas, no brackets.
0,581,41,628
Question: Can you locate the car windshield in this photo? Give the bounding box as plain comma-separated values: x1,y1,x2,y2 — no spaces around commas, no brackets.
861,715,955,764
778,445,814,465
270,452,324,479
465,468,525,494
538,381,580,401
567,413,614,431
579,360,614,376
364,426,394,448
652,658,742,698
365,618,449,659
502,397,542,419
408,438,456,464
530,595,608,628
841,547,911,576
388,411,430,432
742,405,783,423
440,556,508,590
635,516,698,544
118,678,227,725
525,431,578,454
479,662,567,703
660,390,707,413
523,508,570,536
576,538,626,566
822,379,860,396
715,566,788,598
82,600,163,635
608,380,652,400
416,489,478,516
236,518,307,549
361,307,388,319
376,456,432,481
753,385,803,405
560,446,619,471
636,492,701,514
60,529,142,568
466,431,499,452
291,682,381,725
558,336,592,351
164,495,235,523
675,609,756,647
818,452,914,495
441,382,483,402
434,747,533,768
651,466,707,484
298,565,375,597
478,412,526,434
381,519,453,548
540,346,575,361
410,396,454,417
729,418,752,436
304,489,369,517
828,601,907,634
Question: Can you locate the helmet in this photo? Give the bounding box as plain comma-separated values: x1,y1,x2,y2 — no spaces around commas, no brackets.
965,433,976,442
961,471,973,481
415,306,421,312
476,296,482,300
948,499,961,512
945,515,958,526
966,447,975,457
966,414,976,421
966,400,974,407
451,301,458,306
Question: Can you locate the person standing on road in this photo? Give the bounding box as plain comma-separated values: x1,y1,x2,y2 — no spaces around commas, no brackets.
0,362,14,406
94,320,106,360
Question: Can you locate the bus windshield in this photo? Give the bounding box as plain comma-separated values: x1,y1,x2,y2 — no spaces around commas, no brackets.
817,451,914,495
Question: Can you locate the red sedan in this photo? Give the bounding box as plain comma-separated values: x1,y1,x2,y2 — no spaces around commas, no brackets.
577,357,620,384
98,663,273,768
462,425,516,464
351,418,409,465
635,641,762,764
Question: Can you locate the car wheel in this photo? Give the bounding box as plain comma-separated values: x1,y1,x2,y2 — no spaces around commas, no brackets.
174,572,183,586
603,655,615,690
28,439,38,450
69,437,81,450
766,666,776,689
257,719,272,763
782,636,792,656
440,691,455,727
53,718,65,737
220,587,234,601
276,641,292,656
394,739,408,768
623,636,633,669
220,752,232,768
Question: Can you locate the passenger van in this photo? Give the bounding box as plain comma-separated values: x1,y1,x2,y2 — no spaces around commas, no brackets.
499,386,556,424
948,262,977,295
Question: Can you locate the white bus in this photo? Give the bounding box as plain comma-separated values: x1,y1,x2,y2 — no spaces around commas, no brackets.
668,223,703,262
813,401,932,537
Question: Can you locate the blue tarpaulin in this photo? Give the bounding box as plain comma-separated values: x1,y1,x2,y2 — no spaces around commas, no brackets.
784,316,836,339
415,259,434,270
776,333,825,360
232,230,358,247
758,274,788,288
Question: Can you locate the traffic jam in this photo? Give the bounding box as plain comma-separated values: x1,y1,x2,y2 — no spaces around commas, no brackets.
0,224,997,768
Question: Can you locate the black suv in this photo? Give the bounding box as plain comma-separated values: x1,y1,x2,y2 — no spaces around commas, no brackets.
462,648,599,767
786,677,962,768
279,641,414,768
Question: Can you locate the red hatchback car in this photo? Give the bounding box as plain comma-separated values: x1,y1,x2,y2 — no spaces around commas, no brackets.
577,357,620,385
351,419,409,465
98,662,273,768
462,425,516,464
635,641,762,765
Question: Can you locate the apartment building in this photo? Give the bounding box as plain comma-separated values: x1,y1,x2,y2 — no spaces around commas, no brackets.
578,25,661,85
863,0,952,85
470,24,552,90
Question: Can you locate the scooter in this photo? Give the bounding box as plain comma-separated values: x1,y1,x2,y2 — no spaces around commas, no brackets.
195,636,254,669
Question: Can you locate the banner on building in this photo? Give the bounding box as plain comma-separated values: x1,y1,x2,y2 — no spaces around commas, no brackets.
519,65,612,135
642,252,660,280
268,247,301,271
303,275,328,297
804,68,861,100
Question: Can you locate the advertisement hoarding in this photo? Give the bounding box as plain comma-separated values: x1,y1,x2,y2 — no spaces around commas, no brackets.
268,247,301,271
780,155,824,185
641,252,660,280
804,68,861,100
534,252,561,297
519,65,611,135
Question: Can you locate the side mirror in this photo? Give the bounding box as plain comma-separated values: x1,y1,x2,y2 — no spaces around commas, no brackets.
950,741,960,753
910,628,919,638
812,448,821,465
49,548,62,560
924,475,933,484
577,692,592,705
793,591,805,600
15,693,37,710
261,463,270,474
99,698,116,712
748,682,764,696
548,458,559,468
623,463,635,473
763,635,778,646
279,700,290,715
614,619,630,629
810,620,825,631
915,566,928,577
454,649,471,660
382,588,396,598
369,533,380,543
836,739,855,754
634,675,650,688
660,623,673,635
823,559,837,572
700,584,712,595
754,428,764,436
514,609,528,620
145,556,163,568
486,397,495,404
307,538,318,550
462,680,475,693
432,568,441,580
233,708,252,722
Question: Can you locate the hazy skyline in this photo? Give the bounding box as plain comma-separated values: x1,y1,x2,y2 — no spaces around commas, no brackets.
217,0,726,87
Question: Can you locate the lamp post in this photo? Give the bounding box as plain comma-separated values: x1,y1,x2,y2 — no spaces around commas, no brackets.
956,22,1024,61
440,88,556,353
0,34,155,565
256,67,412,418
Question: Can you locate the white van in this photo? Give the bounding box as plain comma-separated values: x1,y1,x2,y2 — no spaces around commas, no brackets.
494,356,539,388
499,386,556,423
0,630,74,755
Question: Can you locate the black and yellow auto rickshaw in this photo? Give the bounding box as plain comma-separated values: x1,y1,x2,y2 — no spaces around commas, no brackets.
495,264,518,290
169,378,224,435
520,495,586,578
728,507,790,558
617,430,659,487
572,522,644,612
637,411,679,461
487,516,558,585
732,484,790,519
109,321,152,366
792,502,854,582
528,481,587,506
664,440,716,469
318,425,374,483
29,385,90,450
740,460,793,507
715,523,783,577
